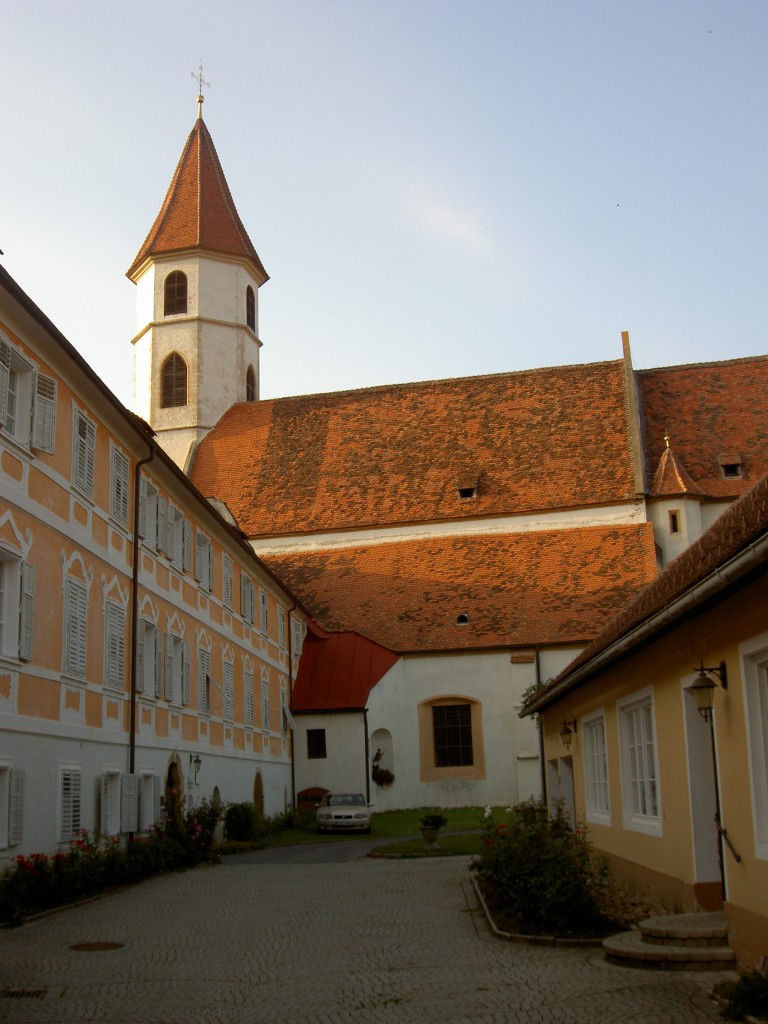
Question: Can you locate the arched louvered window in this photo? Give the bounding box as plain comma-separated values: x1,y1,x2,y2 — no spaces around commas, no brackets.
164,271,188,316
246,365,256,402
161,352,188,408
246,286,256,331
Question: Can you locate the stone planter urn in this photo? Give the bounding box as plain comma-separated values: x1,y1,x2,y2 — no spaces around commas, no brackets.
419,825,441,846
418,814,447,848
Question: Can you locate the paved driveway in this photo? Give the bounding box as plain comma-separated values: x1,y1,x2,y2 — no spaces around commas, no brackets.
0,852,730,1023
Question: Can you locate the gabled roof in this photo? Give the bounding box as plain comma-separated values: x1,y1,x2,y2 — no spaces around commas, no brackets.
650,444,706,497
292,621,399,712
263,524,658,653
126,117,268,282
190,360,638,536
638,356,768,499
524,472,768,714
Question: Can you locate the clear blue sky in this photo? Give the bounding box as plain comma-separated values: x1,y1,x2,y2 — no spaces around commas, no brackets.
2,1,766,407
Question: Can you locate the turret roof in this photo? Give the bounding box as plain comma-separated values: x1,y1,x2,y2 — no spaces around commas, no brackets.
126,116,268,282
650,443,706,497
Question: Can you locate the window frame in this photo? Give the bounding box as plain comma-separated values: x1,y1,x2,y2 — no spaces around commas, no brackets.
617,688,662,836
110,446,130,526
307,728,327,759
741,635,768,860
63,576,88,679
104,598,126,691
58,766,82,843
72,407,96,499
163,270,188,316
160,352,188,409
582,709,611,825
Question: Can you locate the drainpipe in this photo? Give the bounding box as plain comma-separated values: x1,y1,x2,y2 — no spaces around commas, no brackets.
129,448,154,777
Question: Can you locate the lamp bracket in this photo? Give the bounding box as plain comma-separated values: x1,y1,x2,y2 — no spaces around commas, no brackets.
696,660,728,690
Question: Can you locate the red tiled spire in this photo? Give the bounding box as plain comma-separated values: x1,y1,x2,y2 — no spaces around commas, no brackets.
650,441,706,497
126,116,268,282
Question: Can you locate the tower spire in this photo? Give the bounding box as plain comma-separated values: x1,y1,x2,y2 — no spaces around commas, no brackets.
191,60,211,119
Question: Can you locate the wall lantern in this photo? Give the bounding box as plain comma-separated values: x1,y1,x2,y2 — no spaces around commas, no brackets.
190,753,202,783
559,719,577,750
685,661,728,722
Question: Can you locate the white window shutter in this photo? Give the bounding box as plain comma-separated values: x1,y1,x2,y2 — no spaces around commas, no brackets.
65,578,87,678
60,769,82,841
0,340,10,428
195,533,204,581
165,639,174,702
136,620,145,694
105,601,125,690
157,495,168,554
207,542,213,593
223,556,233,608
183,518,192,572
32,374,56,452
120,774,139,832
19,562,35,661
9,769,24,846
260,591,268,633
138,478,148,538
154,629,163,697
182,642,191,705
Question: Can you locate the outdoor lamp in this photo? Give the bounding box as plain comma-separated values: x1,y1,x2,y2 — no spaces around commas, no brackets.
190,753,202,782
685,661,728,722
559,720,577,750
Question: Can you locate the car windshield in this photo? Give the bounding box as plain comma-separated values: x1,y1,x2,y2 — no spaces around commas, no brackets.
327,794,366,807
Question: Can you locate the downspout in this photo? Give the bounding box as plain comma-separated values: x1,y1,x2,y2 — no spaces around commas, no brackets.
363,708,371,805
129,448,154,777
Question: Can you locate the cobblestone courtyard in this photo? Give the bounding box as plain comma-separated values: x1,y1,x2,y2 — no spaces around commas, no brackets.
0,855,731,1023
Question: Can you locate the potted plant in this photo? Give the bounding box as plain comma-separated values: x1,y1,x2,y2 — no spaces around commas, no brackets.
419,813,448,846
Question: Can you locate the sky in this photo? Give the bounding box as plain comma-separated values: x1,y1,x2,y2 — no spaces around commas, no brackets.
2,1,767,408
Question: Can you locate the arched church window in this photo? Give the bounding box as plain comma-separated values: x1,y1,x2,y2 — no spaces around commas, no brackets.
164,271,188,316
246,286,256,331
161,352,188,408
246,366,256,402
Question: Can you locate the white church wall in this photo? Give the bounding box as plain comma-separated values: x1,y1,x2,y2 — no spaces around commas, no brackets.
293,711,369,799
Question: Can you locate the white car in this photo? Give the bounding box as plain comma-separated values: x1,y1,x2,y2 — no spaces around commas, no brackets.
315,793,371,834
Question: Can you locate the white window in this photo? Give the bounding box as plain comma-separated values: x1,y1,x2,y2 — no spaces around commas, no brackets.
120,774,138,833
618,689,661,835
259,590,268,634
261,678,270,730
0,335,54,450
0,766,24,848
165,635,189,705
72,408,96,498
240,574,254,624
198,648,211,713
244,668,254,727
223,660,234,721
0,553,34,661
742,639,768,859
223,555,233,609
292,618,304,656
166,505,191,570
64,576,88,678
104,600,125,690
278,607,286,648
195,532,213,592
139,773,158,832
110,447,130,526
582,711,610,824
137,619,163,696
59,767,82,842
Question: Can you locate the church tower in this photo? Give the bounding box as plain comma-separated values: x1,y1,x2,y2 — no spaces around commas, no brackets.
127,94,268,471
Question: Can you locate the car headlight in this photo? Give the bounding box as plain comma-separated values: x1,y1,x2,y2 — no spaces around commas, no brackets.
353,813,367,819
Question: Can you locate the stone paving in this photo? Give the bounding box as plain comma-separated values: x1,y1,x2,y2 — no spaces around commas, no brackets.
0,855,734,1024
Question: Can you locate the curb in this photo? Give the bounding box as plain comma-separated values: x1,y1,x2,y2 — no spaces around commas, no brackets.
470,877,606,948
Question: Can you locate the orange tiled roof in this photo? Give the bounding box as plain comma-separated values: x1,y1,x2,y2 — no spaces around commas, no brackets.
263,524,658,653
650,444,706,497
191,360,638,536
528,472,768,709
126,117,268,282
638,356,768,499
292,621,399,711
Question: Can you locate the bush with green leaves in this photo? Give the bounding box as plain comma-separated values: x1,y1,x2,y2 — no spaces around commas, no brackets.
471,799,611,937
224,802,268,842
716,968,768,1021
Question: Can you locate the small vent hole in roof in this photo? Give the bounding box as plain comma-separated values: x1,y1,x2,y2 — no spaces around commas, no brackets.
456,613,470,625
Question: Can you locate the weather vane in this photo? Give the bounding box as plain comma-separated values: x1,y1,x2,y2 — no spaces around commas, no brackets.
191,60,211,118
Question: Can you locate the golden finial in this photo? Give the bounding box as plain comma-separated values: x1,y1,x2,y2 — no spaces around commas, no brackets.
664,432,670,449
191,60,211,119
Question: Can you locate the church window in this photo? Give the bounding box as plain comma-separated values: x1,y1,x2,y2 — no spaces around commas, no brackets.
246,365,256,402
161,353,188,408
163,271,187,316
246,286,256,331
432,703,474,767
669,510,680,535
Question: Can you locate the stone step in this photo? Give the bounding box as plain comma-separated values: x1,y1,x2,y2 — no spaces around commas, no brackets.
637,911,727,947
603,929,736,971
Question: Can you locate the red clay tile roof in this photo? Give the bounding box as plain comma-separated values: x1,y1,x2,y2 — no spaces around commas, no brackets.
638,356,768,500
527,472,768,710
126,117,268,282
292,620,399,711
263,525,658,653
191,360,638,536
650,444,706,497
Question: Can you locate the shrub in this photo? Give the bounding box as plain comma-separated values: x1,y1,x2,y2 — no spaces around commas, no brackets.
471,799,611,937
224,802,264,842
419,813,448,830
716,968,768,1021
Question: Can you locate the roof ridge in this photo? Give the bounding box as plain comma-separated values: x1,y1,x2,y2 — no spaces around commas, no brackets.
636,353,768,375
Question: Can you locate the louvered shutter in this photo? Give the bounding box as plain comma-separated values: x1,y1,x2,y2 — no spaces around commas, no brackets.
9,769,24,846
32,374,56,452
136,620,145,694
182,642,191,705
120,774,138,832
60,770,82,841
165,638,174,702
224,661,234,721
65,578,87,678
195,533,204,581
183,519,192,572
199,649,210,713
223,556,233,608
19,563,34,661
105,601,125,690
157,495,168,554
0,340,10,428
73,412,95,496
138,478,147,537
154,629,163,697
